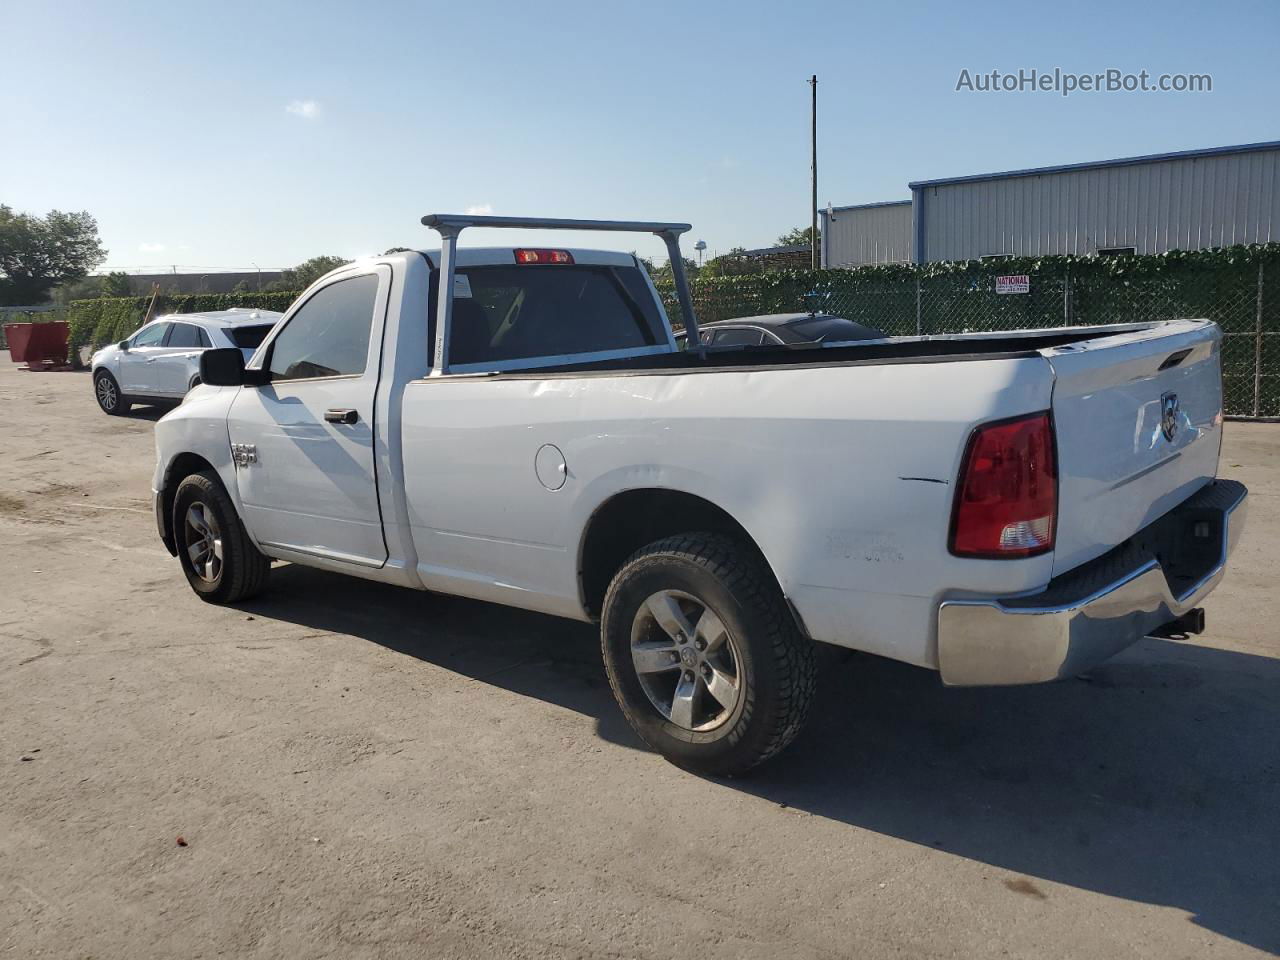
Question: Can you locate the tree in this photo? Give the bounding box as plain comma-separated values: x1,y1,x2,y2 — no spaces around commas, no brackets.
700,247,763,278
776,225,819,248
0,204,107,305
52,274,104,304
382,246,412,255
644,257,698,285
268,255,350,291
100,271,132,297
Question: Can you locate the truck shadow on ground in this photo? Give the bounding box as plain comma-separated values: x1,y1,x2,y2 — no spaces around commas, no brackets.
119,402,177,421
243,563,1280,954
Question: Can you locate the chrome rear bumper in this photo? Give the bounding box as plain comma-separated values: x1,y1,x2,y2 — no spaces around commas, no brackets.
937,479,1248,686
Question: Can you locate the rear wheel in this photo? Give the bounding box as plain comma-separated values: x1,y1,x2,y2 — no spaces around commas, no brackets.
174,471,270,603
94,370,130,415
601,533,816,776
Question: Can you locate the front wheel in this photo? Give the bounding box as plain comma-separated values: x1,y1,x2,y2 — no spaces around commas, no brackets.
601,533,816,776
94,370,130,415
173,471,270,603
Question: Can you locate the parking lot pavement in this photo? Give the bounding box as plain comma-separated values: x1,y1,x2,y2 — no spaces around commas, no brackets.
1,361,1277,960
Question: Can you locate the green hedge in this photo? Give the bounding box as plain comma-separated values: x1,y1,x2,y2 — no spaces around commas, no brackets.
67,291,301,361
62,244,1280,411
655,241,1280,327
653,242,1280,416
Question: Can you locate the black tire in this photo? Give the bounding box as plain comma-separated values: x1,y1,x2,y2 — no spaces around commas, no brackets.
93,370,130,415
188,375,202,392
173,470,270,604
601,533,816,776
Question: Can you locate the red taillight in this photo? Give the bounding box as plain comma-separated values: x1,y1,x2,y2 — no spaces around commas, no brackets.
513,248,574,265
950,412,1056,558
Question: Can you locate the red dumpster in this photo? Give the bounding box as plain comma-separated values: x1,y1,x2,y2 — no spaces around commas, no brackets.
5,321,71,368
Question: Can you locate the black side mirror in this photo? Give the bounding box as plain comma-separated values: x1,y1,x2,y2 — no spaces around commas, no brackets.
118,339,130,351
200,348,251,386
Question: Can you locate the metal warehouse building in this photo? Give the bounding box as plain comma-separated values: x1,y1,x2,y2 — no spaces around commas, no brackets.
821,140,1280,267
820,200,913,268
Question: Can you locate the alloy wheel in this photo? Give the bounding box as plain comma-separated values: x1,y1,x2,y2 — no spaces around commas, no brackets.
183,502,223,583
96,376,117,409
630,589,744,731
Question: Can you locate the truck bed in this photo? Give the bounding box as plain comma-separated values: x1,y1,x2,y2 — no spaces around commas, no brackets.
446,322,1171,380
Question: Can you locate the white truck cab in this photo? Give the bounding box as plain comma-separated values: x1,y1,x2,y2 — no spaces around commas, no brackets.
150,214,1247,775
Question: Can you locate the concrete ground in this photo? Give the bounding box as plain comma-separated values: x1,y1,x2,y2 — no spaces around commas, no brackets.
1,361,1277,960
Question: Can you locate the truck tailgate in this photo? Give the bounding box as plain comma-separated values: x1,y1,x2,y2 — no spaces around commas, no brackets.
1044,320,1223,576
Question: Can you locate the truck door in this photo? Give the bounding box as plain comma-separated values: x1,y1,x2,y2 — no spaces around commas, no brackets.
227,268,390,567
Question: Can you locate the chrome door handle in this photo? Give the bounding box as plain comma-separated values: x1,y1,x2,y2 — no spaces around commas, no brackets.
324,408,359,425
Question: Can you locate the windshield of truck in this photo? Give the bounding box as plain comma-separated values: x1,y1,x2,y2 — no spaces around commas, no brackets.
446,264,666,366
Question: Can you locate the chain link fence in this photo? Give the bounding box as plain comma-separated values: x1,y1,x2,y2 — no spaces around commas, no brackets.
657,256,1278,419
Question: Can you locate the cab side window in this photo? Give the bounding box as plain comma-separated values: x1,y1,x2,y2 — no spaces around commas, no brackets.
267,275,379,381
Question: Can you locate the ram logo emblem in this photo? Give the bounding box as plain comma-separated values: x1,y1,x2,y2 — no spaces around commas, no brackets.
231,443,258,467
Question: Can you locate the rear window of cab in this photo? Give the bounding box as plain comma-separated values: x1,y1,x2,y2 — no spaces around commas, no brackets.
437,264,667,366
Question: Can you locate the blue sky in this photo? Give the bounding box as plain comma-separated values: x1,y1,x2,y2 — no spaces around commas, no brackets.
2,0,1276,271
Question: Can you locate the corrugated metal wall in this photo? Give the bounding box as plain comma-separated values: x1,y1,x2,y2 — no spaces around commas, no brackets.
918,148,1280,262
822,201,913,267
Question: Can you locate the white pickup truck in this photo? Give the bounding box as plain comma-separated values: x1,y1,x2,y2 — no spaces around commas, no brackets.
152,214,1248,775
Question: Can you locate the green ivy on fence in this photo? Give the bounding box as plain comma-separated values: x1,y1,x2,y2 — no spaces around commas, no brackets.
59,242,1279,415
655,241,1280,327
654,243,1279,416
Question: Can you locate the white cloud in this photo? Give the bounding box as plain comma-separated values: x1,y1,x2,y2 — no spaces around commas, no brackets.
465,203,493,216
138,242,166,253
286,99,321,120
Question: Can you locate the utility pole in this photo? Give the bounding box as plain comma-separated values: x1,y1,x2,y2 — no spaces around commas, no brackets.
809,74,819,269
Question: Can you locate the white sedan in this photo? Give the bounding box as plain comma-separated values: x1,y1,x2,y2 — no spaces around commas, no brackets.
91,309,282,415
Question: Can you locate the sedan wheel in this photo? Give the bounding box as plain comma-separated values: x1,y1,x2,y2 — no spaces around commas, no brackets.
96,375,116,407
93,371,129,415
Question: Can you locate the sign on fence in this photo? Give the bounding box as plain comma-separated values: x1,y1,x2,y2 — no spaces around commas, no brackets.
995,275,1031,294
